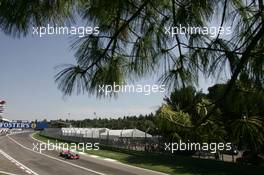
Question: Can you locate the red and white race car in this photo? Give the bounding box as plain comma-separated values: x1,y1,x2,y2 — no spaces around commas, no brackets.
59,150,80,159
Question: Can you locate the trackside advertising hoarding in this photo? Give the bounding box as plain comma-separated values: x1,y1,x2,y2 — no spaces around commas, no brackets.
0,122,31,128
0,122,48,129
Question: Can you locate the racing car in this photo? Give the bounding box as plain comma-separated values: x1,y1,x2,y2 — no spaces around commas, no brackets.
59,150,80,159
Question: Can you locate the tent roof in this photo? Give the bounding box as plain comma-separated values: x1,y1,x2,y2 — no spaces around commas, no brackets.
101,129,152,137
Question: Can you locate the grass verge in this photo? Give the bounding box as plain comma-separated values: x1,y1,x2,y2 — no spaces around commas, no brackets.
32,133,264,175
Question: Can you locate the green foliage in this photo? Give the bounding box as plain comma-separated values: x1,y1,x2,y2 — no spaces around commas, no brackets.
155,86,224,143
207,78,264,149
0,0,74,36
230,116,264,150
156,105,192,128
1,0,264,152
156,104,192,141
156,84,264,150
1,0,263,96
208,81,264,121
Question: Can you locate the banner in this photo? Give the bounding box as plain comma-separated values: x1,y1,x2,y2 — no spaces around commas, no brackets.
0,122,32,129
0,121,48,129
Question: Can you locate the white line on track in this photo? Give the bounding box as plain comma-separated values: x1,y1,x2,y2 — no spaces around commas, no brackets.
90,155,100,158
0,170,18,175
0,149,38,175
7,135,106,175
103,158,117,162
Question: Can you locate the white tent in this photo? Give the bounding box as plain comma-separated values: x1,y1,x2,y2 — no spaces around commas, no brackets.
61,128,108,138
61,128,152,139
100,129,152,139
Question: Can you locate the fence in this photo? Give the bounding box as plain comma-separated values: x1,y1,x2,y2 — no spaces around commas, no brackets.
40,128,161,152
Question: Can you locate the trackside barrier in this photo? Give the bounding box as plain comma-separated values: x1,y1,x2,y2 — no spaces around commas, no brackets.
40,128,161,152
0,129,10,136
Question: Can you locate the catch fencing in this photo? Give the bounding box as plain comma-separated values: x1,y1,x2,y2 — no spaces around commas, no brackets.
40,128,162,152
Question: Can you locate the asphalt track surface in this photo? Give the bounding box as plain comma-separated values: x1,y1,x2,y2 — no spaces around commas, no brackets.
0,132,168,175
0,152,29,175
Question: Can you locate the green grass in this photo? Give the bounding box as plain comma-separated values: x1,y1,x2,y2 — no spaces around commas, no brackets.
33,133,264,175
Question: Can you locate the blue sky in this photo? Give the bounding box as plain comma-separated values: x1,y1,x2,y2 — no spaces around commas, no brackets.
0,31,218,121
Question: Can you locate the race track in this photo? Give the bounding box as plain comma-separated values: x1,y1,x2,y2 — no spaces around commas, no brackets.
0,132,167,175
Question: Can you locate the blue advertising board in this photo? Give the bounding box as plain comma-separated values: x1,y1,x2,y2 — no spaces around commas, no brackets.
0,121,48,129
36,122,49,129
